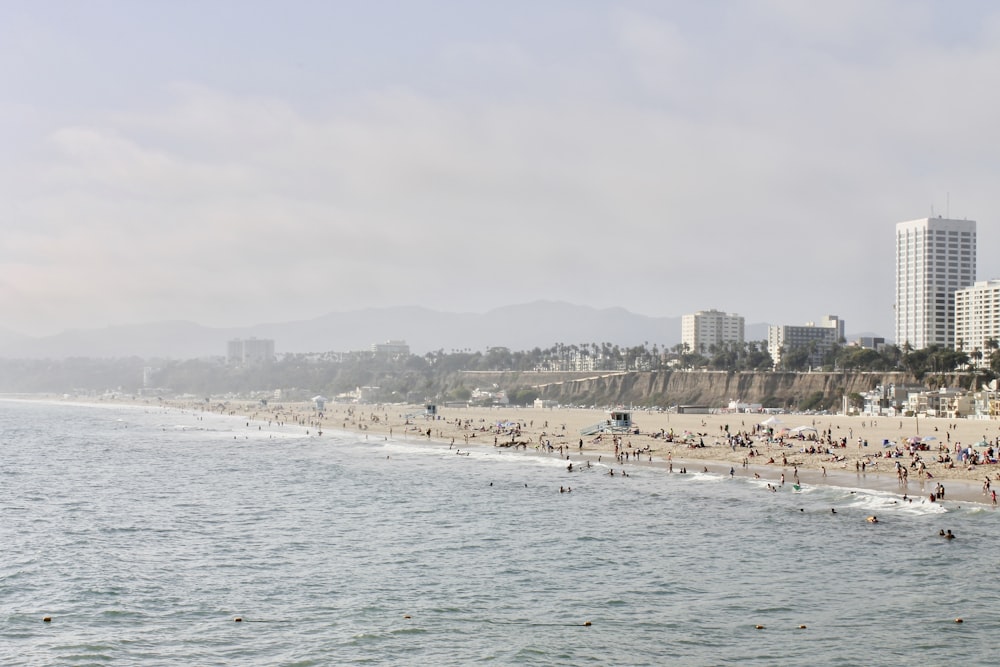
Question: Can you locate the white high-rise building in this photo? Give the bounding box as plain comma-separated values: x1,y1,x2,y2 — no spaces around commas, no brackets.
954,280,1000,366
895,217,976,350
681,309,745,355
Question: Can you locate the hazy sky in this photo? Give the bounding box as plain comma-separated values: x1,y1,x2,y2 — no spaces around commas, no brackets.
3,1,999,338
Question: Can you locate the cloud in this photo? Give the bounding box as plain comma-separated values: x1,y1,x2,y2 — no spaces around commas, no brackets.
3,2,1000,338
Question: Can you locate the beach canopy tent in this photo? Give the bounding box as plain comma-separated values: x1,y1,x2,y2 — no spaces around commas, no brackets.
760,416,784,427
790,426,817,434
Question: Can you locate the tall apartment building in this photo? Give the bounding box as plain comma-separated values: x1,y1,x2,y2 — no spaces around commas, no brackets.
895,217,976,350
767,315,844,368
681,309,745,354
227,338,275,366
954,280,1000,366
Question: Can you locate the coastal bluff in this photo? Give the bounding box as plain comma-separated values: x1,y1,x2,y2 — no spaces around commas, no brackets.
460,370,924,409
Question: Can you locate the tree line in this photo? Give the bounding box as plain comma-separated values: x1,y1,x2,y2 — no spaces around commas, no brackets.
0,338,995,402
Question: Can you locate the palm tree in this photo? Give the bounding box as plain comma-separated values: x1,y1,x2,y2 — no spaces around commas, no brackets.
986,338,999,370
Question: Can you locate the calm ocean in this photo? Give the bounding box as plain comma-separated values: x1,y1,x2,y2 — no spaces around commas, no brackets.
2,399,998,666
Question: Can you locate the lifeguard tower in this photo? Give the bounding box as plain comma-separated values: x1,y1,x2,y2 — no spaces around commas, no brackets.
580,408,634,436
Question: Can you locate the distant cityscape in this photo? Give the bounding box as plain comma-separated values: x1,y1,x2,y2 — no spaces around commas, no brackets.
680,216,994,369
223,216,996,373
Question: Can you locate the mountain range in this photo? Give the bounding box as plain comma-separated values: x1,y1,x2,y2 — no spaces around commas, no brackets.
0,301,864,360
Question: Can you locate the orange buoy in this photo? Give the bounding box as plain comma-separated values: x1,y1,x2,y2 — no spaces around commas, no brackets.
583,621,592,626
403,615,411,619
42,617,51,623
955,618,964,624
754,624,765,630
234,617,243,622
798,625,807,629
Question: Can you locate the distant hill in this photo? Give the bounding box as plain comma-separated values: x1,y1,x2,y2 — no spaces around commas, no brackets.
0,304,888,360
0,302,684,359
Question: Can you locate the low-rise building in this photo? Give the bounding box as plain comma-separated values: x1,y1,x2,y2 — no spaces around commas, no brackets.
767,315,844,368
860,383,926,417
371,340,410,357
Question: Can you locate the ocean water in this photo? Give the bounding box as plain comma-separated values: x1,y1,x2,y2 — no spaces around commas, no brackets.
2,399,999,666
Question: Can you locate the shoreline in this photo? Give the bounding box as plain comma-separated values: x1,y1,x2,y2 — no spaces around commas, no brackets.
6,394,998,506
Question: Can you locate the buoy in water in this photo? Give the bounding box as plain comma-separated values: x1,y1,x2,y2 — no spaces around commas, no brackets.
403,615,411,619
234,617,243,622
754,624,765,630
583,621,592,626
42,616,51,623
798,624,807,629
955,618,964,624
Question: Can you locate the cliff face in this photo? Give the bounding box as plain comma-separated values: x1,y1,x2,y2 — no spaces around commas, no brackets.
461,370,920,408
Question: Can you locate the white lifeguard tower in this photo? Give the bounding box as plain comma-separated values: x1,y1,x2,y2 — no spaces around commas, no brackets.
580,408,634,435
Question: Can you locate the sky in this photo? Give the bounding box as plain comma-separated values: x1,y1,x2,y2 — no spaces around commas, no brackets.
3,0,1000,338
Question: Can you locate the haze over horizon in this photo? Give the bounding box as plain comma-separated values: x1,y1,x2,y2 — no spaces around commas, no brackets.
4,1,1000,338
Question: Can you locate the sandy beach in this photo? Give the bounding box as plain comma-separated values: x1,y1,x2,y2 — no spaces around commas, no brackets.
171,398,1000,505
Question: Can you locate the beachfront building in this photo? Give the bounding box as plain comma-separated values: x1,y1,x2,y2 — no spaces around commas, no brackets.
895,217,977,351
767,315,844,369
860,383,927,417
954,280,1000,367
681,309,745,355
905,387,973,418
226,337,275,366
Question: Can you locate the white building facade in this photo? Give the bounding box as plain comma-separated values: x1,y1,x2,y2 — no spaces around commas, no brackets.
681,309,745,354
954,279,1000,366
768,315,845,368
895,217,976,350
